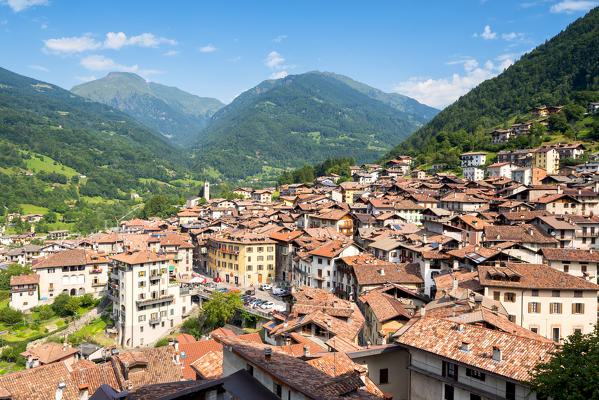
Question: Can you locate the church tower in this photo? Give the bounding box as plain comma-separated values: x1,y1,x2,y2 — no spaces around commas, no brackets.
203,180,210,201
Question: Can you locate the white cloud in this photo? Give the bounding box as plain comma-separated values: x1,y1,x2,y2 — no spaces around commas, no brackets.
163,50,180,56
273,35,287,43
550,0,597,13
502,32,518,40
394,54,516,109
269,71,288,79
75,75,97,82
43,35,101,54
104,32,177,50
265,51,285,69
80,54,162,77
227,56,242,62
2,0,48,12
479,25,497,40
198,44,216,53
28,64,48,71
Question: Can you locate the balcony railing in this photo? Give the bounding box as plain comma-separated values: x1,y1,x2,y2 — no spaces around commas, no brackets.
149,318,161,326
136,295,174,307
92,281,107,287
89,268,102,274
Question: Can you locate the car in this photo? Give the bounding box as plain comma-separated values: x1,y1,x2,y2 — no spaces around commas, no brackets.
216,287,228,293
260,301,274,309
213,277,222,283
273,304,286,312
272,287,288,295
245,289,255,296
252,300,265,309
259,284,272,291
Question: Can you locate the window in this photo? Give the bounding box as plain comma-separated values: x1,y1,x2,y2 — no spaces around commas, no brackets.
470,395,481,400
138,271,145,277
442,361,458,380
574,328,582,335
274,383,282,398
267,246,274,252
257,247,264,252
563,265,569,273
247,247,253,253
258,265,263,270
138,315,145,322
504,292,516,302
574,290,583,298
508,314,516,323
572,303,584,314
379,368,388,384
247,256,252,262
581,265,587,273
528,302,540,313
318,258,323,265
257,256,264,261
493,291,500,301
550,303,562,314
552,290,560,297
506,382,516,400
530,327,538,334
466,368,485,381
246,364,253,376
531,289,539,297
552,327,560,343
444,385,454,400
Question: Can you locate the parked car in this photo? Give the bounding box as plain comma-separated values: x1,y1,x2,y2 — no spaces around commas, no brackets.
273,304,286,312
272,287,287,295
213,277,222,283
245,289,255,296
260,301,274,309
259,284,272,291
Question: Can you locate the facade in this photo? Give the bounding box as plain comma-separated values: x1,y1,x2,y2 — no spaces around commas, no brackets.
462,166,484,181
533,147,560,174
207,232,277,286
487,162,519,179
32,249,110,300
110,251,192,348
9,273,40,311
460,152,486,167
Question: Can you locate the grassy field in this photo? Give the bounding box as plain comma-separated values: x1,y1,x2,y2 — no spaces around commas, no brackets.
22,152,79,177
19,204,49,215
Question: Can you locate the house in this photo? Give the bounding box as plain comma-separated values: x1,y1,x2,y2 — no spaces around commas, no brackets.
463,166,485,181
490,129,513,144
9,273,39,311
32,249,110,300
439,192,488,213
339,181,367,204
460,152,487,167
587,102,599,115
497,149,534,167
576,162,599,173
411,169,426,179
21,342,79,369
551,143,585,161
478,263,599,341
47,230,70,240
533,147,560,174
233,187,253,199
487,162,519,179
253,189,274,203
511,167,547,186
532,215,579,248
307,208,354,236
6,244,42,265
394,317,554,400
358,290,412,345
541,248,599,280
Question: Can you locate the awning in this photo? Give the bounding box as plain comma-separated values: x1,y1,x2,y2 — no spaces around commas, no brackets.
169,265,175,272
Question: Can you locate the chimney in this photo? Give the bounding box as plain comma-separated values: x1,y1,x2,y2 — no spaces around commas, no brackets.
423,234,428,244
420,308,426,318
379,268,385,276
557,185,563,194
456,323,464,333
174,340,179,352
452,276,458,291
55,382,66,400
492,346,502,362
264,347,272,362
78,385,89,400
303,345,310,358
460,341,472,352
326,318,332,327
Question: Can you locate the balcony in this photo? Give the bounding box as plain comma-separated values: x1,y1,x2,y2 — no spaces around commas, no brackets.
110,272,119,281
149,274,161,282
136,295,174,307
92,281,107,288
89,268,102,274
576,232,597,238
149,318,161,326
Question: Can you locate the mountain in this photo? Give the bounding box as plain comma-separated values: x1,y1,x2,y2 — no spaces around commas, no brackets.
72,72,224,145
192,71,438,181
382,6,599,163
0,66,188,202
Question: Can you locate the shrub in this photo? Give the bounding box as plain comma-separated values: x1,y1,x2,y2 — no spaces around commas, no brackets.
155,338,169,347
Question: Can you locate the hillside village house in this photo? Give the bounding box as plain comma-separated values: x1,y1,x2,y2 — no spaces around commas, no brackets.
32,249,110,299
533,147,560,174
460,152,487,167
511,167,547,186
478,263,599,342
208,230,277,286
294,240,360,290
487,162,519,179
9,273,40,311
463,166,484,181
110,251,192,348
541,247,599,279
233,187,253,199
252,189,273,203
307,208,354,236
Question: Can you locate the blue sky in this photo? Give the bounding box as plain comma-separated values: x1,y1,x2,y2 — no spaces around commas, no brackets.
0,0,596,108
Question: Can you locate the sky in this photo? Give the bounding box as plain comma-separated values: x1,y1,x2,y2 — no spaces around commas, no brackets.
0,0,597,109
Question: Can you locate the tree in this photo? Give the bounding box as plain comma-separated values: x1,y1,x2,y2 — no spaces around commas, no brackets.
0,263,33,291
528,327,599,400
548,112,569,133
80,293,95,308
183,317,204,339
51,293,80,317
201,291,243,329
140,194,178,219
563,104,586,122
37,304,55,320
43,212,58,224
155,338,169,347
0,307,24,325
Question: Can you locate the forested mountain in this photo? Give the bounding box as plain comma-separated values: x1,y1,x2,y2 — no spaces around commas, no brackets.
0,67,188,200
72,72,224,145
382,6,599,164
192,71,437,181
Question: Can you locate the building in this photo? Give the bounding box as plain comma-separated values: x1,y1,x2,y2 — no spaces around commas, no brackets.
110,251,192,348
9,273,39,311
511,167,547,186
490,129,513,144
462,166,484,181
20,342,79,370
478,263,598,342
253,189,274,203
588,102,599,115
541,248,599,279
207,230,277,286
533,147,560,174
32,249,110,300
233,187,253,199
460,152,487,167
487,162,519,179
576,162,599,173
307,208,354,236
394,317,554,400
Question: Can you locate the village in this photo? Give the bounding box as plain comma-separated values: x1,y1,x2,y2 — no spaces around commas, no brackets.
0,124,598,399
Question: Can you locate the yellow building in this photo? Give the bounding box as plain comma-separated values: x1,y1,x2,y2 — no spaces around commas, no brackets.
207,231,276,286
533,147,560,174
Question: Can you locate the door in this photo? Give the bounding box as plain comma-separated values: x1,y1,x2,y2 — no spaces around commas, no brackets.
258,274,263,283
552,327,560,343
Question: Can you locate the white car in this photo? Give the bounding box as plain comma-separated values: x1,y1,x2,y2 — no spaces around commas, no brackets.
260,284,272,291
260,301,274,309
273,304,286,312
272,287,285,295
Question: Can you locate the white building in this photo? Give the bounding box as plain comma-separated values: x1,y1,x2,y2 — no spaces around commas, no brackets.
487,162,519,179
110,251,192,348
460,152,487,167
462,166,484,181
9,273,40,311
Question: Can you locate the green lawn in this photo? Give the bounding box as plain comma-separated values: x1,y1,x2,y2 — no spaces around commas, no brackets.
22,152,79,177
19,204,49,215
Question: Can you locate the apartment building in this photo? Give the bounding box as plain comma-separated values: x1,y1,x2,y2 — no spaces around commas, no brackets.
541,248,599,280
31,249,110,300
478,263,598,342
460,152,487,167
207,231,277,286
533,147,560,174
110,251,192,348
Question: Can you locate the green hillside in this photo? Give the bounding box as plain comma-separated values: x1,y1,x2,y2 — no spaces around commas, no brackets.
72,72,224,145
382,6,599,164
192,71,437,183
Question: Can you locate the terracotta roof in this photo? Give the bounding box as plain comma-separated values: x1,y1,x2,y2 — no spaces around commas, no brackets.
110,251,169,265
309,240,354,259
353,262,423,286
433,270,481,294
394,317,555,382
179,340,223,380
483,224,557,244
21,342,78,364
190,350,222,379
542,248,599,262
478,263,599,290
359,291,412,322
10,273,39,286
32,249,109,270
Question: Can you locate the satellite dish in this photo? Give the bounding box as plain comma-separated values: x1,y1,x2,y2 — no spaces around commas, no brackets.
551,231,556,236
